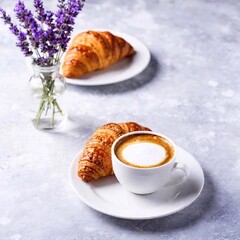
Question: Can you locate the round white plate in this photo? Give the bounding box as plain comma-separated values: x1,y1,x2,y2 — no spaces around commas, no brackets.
69,146,204,220
63,30,151,86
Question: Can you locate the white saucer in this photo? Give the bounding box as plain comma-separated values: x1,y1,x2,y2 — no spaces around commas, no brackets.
69,146,204,220
64,29,151,86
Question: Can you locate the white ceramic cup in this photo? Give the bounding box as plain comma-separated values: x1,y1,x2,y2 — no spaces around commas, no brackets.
112,131,190,194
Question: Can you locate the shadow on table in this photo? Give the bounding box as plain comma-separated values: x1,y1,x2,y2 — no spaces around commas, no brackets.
49,115,102,139
67,53,161,94
91,170,216,232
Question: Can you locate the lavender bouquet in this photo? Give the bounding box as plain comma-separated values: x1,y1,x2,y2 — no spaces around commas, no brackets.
0,0,84,129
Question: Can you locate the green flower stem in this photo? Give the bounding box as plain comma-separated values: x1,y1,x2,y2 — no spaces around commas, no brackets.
35,99,46,126
53,99,63,115
34,76,63,128
51,103,55,127
45,101,50,116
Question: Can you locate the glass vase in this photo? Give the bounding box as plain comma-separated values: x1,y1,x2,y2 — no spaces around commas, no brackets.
29,63,67,130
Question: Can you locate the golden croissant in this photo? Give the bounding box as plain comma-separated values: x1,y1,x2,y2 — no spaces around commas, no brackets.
62,30,135,78
78,122,151,182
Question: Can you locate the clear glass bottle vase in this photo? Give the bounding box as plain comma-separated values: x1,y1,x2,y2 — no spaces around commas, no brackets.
29,63,67,130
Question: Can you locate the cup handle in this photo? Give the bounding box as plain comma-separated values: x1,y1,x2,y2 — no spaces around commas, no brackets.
164,162,190,188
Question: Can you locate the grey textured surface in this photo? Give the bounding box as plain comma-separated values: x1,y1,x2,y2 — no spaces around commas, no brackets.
0,0,240,239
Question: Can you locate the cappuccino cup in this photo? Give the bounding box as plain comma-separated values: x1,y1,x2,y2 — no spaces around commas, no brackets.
112,131,189,194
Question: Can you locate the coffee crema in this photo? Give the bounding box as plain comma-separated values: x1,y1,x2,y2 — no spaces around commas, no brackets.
115,134,175,168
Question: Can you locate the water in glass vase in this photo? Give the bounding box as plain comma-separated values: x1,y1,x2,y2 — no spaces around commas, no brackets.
29,64,67,130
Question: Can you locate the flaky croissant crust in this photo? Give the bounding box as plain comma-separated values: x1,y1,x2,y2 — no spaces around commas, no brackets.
62,30,135,78
78,122,151,182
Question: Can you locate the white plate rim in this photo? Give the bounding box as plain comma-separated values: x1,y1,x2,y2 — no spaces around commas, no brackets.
64,29,151,86
69,146,205,220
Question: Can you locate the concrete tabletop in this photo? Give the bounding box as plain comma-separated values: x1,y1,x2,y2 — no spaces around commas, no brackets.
0,0,239,239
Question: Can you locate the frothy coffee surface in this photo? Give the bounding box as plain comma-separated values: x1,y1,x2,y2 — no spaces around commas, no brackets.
122,142,166,166
115,134,175,168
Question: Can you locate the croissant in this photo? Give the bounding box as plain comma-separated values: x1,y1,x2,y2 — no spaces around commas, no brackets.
78,122,151,182
62,30,135,78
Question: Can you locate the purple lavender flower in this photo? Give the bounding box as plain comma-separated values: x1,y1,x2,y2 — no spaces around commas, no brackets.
34,57,52,66
14,1,37,31
16,32,33,56
34,0,54,26
55,0,84,51
14,0,41,49
45,11,54,26
0,0,85,66
57,0,67,9
39,28,58,57
0,8,33,57
0,8,11,24
9,24,19,36
34,0,44,21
